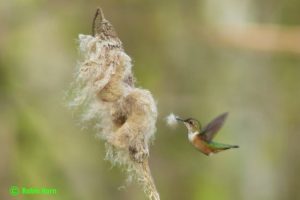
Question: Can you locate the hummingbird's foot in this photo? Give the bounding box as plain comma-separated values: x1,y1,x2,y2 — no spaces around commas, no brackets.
129,142,149,163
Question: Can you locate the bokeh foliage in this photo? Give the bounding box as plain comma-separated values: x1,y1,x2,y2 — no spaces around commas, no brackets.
1,0,300,200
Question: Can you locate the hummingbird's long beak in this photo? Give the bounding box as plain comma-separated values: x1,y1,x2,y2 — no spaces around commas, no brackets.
175,117,185,122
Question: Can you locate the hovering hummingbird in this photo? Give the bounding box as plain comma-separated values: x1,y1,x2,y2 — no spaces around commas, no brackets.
176,112,239,156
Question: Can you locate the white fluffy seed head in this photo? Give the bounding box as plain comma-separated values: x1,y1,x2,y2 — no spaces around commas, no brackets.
166,113,179,128
69,11,160,199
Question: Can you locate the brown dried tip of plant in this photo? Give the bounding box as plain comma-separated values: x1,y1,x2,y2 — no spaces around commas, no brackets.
68,8,160,200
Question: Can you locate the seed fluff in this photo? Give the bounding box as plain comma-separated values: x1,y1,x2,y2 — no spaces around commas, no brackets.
166,113,180,128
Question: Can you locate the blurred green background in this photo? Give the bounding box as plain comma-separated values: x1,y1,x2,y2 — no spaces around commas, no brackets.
1,0,300,200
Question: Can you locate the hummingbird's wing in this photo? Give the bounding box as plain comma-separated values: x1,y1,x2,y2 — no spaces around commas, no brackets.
200,112,228,142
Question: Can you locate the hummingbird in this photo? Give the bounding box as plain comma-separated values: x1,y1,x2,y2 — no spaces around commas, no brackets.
176,112,239,156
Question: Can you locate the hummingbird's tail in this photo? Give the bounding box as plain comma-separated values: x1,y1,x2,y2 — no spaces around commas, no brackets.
208,141,239,152
219,144,239,151
223,144,239,149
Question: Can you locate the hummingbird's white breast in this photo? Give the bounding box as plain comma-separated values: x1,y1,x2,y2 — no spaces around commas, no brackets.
188,131,199,142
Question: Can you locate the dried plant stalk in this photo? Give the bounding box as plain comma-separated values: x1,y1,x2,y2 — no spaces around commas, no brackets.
68,8,159,200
